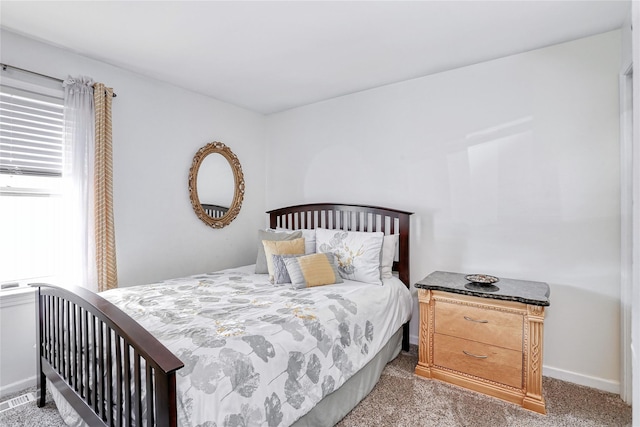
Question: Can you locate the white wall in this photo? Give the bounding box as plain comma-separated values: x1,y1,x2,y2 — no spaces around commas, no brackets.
265,31,622,392
0,30,267,395
619,2,634,406
0,291,36,397
630,1,640,421
0,30,267,287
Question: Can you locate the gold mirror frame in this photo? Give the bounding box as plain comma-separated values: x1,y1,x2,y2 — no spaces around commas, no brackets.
188,141,245,228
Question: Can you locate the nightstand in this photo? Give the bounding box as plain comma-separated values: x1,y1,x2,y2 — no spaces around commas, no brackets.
414,271,550,414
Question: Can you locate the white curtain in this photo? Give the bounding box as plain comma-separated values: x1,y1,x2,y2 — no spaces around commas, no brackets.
61,76,97,291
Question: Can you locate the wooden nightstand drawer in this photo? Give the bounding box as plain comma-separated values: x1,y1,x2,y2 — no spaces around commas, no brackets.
433,333,523,389
434,300,523,351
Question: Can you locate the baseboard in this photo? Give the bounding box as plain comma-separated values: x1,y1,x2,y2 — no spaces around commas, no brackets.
542,365,619,394
409,333,419,346
0,376,36,400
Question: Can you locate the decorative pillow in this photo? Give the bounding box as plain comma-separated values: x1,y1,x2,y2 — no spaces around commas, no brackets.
283,252,344,289
380,234,399,279
262,238,305,282
271,254,306,284
255,229,302,273
316,228,384,285
275,228,316,254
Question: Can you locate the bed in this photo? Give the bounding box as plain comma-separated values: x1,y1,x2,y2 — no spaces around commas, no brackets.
32,203,413,427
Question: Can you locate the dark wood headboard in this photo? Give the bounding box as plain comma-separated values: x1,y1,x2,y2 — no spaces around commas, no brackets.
267,203,413,288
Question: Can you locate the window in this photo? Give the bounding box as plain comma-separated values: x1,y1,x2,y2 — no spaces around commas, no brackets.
0,85,65,285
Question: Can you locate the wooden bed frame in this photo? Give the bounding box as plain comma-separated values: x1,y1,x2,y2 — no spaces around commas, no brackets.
32,203,412,427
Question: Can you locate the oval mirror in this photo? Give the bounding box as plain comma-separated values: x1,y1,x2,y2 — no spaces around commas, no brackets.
188,141,245,228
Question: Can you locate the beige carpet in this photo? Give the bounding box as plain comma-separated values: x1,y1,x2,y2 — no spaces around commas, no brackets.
1,348,632,426
338,348,632,427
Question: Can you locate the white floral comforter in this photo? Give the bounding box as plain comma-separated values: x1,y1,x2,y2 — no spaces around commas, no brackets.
100,265,412,427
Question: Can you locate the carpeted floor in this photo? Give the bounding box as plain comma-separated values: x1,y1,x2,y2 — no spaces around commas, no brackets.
338,348,632,427
0,347,632,426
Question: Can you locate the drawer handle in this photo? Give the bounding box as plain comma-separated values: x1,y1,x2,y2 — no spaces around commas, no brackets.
463,316,488,324
462,350,488,359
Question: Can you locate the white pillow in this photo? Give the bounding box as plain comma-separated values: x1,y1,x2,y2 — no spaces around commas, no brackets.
380,234,399,279
275,228,316,255
315,228,384,285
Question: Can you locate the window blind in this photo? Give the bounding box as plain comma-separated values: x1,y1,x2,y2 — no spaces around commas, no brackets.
0,85,64,177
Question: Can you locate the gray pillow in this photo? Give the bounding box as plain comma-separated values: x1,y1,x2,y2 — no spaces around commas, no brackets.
255,229,303,273
271,254,301,284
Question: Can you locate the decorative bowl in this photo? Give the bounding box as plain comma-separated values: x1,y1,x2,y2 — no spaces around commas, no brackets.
465,274,499,285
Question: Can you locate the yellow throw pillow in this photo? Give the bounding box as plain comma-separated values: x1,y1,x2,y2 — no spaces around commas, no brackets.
283,252,344,289
262,238,305,282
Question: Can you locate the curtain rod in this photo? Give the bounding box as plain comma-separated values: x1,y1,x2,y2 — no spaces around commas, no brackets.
1,63,117,97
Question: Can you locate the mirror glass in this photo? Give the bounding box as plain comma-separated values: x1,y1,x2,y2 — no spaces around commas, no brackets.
188,142,244,228
197,154,234,210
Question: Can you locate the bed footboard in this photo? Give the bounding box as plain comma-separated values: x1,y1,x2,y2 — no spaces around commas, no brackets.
31,283,184,427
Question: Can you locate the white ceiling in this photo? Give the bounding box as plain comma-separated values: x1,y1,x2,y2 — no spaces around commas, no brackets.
0,1,630,114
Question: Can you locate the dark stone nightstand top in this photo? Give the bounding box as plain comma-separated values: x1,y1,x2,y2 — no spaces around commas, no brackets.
415,271,550,306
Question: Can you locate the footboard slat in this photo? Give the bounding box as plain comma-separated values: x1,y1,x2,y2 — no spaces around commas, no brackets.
70,302,77,390
98,320,105,418
146,364,154,426
31,284,184,427
124,343,132,426
134,350,142,424
65,301,71,382
106,326,113,425
115,336,123,427
56,297,62,372
43,296,49,371
91,314,98,412
83,308,90,406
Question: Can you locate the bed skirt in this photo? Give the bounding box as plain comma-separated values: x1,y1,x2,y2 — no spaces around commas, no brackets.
47,327,404,427
292,326,403,426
